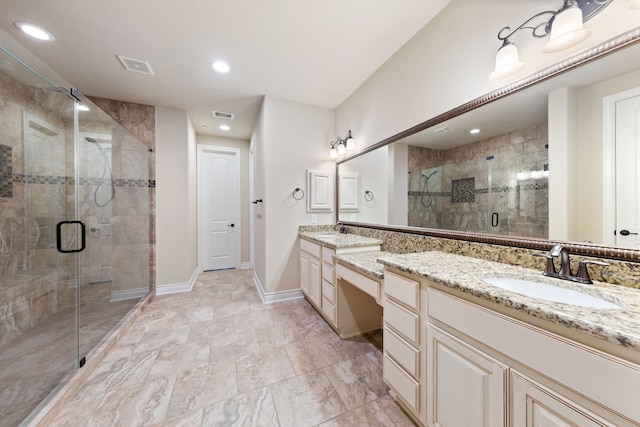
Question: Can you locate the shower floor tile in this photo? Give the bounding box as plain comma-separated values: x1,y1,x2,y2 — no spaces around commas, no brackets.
0,297,140,427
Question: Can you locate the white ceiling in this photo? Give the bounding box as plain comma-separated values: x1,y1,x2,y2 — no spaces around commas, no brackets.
0,0,451,140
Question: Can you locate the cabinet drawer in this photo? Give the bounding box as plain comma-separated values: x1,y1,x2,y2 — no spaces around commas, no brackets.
322,263,335,284
322,297,336,323
385,270,419,311
385,298,420,346
300,238,321,258
322,246,335,264
384,328,419,378
384,354,419,412
336,263,380,302
322,279,335,304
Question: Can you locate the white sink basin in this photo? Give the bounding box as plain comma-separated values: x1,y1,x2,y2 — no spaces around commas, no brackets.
483,278,622,309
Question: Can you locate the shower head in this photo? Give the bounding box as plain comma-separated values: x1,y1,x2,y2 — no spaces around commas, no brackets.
85,137,98,143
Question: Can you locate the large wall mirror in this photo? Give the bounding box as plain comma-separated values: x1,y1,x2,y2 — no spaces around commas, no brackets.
337,28,640,261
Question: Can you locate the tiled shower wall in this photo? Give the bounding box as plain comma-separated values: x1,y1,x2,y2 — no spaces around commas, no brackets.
408,123,549,239
0,67,155,346
88,96,156,294
0,70,77,346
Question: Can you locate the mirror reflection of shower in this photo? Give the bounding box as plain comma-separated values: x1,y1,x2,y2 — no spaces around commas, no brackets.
86,137,115,207
421,170,438,208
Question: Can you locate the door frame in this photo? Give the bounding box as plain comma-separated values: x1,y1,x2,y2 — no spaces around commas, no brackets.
602,86,640,245
197,144,241,271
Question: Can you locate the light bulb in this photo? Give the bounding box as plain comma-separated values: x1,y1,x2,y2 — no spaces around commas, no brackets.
543,5,591,53
346,137,355,151
490,42,525,81
337,143,346,155
329,147,337,159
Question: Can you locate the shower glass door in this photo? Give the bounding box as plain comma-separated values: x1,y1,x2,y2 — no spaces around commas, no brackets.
76,99,151,362
0,48,79,426
1,44,151,425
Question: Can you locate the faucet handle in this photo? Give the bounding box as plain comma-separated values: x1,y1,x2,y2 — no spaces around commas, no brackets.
533,252,556,275
575,260,610,284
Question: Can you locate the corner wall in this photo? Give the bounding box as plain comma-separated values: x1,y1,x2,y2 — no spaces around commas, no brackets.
155,107,198,287
253,97,335,296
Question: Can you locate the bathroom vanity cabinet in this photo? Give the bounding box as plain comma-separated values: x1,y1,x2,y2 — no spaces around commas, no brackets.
426,287,639,426
299,233,381,334
376,251,640,427
382,270,427,424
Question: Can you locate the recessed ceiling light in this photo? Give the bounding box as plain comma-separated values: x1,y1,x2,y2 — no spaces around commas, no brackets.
470,128,480,134
200,125,208,129
212,60,231,73
14,22,54,41
219,124,230,131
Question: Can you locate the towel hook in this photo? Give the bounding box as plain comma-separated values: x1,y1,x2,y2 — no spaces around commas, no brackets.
292,188,305,200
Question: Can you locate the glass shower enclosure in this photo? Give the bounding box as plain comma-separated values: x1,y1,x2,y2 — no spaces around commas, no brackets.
0,46,151,426
408,123,549,238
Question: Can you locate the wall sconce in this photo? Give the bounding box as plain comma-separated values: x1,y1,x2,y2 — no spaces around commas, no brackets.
329,130,355,159
490,0,611,81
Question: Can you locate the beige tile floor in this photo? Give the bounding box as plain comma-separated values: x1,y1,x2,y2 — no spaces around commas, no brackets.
45,269,416,426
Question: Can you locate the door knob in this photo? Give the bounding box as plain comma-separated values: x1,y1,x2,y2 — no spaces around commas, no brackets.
228,223,235,228
619,229,638,236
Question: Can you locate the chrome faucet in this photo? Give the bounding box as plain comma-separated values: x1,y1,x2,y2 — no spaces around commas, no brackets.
337,222,347,234
535,245,609,284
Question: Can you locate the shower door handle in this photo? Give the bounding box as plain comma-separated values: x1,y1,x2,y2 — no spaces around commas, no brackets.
56,220,86,253
491,212,499,227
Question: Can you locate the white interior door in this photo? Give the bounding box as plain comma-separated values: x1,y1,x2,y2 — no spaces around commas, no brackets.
615,94,640,248
199,146,240,271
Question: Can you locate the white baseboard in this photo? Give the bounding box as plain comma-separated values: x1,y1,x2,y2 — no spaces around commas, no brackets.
156,268,199,295
253,272,303,304
240,262,252,269
110,288,149,302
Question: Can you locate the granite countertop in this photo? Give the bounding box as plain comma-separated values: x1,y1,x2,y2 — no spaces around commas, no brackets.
334,251,393,280
377,251,640,352
299,231,382,249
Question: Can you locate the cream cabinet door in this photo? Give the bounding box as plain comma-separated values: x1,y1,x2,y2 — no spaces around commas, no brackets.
308,256,322,308
300,251,309,296
427,324,508,427
511,371,614,427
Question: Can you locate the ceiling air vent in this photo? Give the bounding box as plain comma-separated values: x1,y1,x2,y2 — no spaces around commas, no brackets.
116,55,154,76
434,126,452,133
213,111,234,120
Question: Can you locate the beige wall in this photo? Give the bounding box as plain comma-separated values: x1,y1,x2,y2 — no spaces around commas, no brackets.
335,0,639,151
156,107,198,286
575,68,640,243
197,135,251,265
253,97,335,295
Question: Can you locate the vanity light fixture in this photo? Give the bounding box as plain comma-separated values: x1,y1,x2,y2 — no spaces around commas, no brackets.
14,22,54,41
490,0,611,80
329,130,355,159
